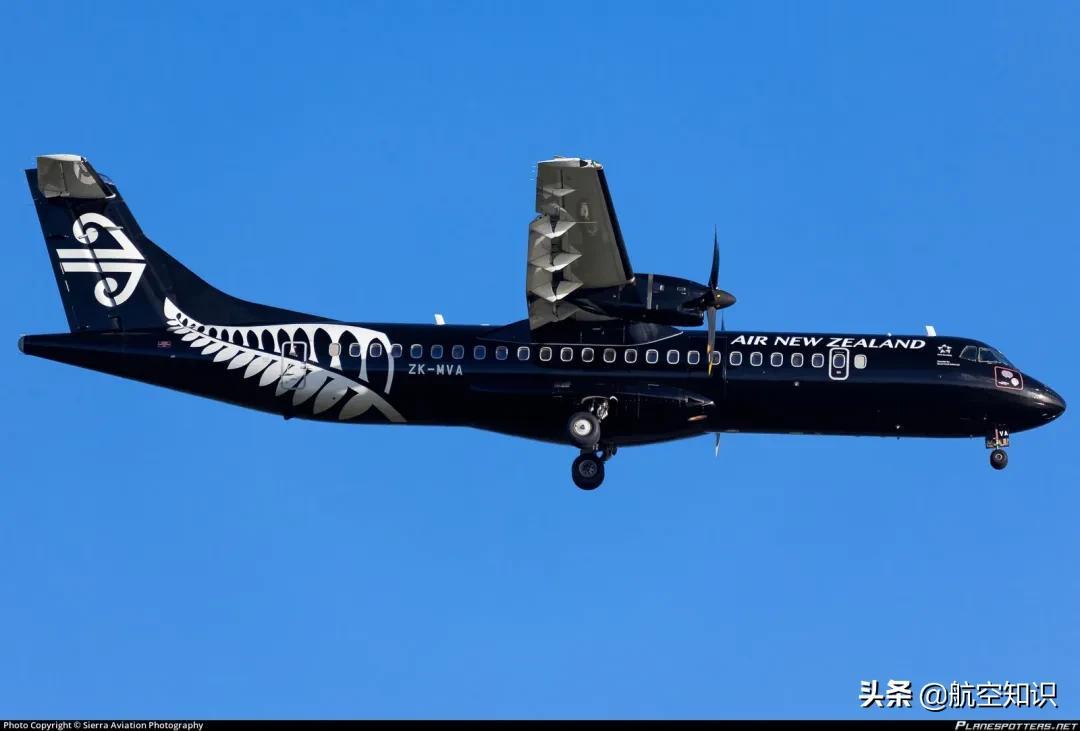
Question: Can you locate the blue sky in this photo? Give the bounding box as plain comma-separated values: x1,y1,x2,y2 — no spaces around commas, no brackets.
2,1,1077,719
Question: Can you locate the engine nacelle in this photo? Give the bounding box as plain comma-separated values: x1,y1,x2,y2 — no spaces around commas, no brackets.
565,273,717,326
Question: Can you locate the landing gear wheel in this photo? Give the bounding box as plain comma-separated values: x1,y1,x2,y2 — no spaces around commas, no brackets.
990,448,1008,470
567,411,601,449
571,452,605,490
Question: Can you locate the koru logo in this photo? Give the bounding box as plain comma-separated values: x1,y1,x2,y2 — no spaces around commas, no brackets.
55,213,146,307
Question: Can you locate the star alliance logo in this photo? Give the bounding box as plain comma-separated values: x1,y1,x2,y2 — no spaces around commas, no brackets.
937,344,952,356
55,213,146,307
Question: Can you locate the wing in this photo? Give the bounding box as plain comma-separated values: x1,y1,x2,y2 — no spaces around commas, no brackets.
526,157,634,329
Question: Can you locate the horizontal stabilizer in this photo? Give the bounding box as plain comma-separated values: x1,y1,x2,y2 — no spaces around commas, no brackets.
36,155,108,200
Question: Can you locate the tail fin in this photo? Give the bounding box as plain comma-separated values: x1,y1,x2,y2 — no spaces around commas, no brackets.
26,154,311,332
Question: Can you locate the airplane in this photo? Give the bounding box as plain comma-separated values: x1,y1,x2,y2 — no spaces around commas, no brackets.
19,154,1066,490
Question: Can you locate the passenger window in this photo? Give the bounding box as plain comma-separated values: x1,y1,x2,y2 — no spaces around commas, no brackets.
791,352,804,368
540,346,552,362
811,353,825,368
687,351,700,365
729,351,742,366
646,349,659,364
770,352,783,367
854,354,867,369
666,349,680,365
750,352,763,367
960,345,978,361
329,343,342,358
517,346,530,361
391,344,402,358
603,348,616,363
473,345,487,360
348,343,362,358
452,344,464,360
431,344,443,359
370,342,384,358
581,347,594,363
560,347,573,362
410,344,423,359
625,349,638,364
496,346,508,360
710,351,722,366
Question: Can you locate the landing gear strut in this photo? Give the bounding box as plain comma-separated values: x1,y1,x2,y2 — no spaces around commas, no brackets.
986,427,1010,470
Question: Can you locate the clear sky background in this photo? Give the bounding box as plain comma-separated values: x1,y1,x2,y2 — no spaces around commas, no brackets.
2,1,1077,720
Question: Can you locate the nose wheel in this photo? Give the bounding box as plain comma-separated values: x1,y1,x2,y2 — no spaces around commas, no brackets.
986,427,1010,470
990,448,1008,470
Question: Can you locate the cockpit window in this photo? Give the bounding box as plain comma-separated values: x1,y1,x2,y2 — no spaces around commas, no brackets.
978,347,1013,367
960,344,1013,367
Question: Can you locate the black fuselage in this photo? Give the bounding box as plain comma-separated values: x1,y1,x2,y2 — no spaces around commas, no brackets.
20,317,1066,448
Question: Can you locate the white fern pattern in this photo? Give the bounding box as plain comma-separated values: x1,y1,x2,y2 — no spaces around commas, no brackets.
163,298,405,423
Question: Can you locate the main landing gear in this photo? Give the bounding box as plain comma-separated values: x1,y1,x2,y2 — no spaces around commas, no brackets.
568,411,601,449
571,444,617,490
986,427,1010,471
567,399,616,490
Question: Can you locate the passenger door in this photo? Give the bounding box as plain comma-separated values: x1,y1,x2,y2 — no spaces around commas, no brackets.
828,347,850,381
280,339,309,390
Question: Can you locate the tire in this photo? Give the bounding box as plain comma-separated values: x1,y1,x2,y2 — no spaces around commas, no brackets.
571,453,605,490
990,448,1008,470
567,411,601,448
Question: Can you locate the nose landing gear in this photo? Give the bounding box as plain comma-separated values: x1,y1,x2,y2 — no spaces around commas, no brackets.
990,448,1008,470
986,427,1010,470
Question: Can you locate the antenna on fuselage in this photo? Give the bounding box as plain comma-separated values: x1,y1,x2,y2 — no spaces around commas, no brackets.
925,324,937,337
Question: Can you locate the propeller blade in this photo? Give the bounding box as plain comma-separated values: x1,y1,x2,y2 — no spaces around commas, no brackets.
709,226,719,290
706,306,717,375
714,432,720,457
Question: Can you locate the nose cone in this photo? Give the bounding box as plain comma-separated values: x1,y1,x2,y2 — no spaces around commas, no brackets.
1029,380,1066,423
1043,386,1066,420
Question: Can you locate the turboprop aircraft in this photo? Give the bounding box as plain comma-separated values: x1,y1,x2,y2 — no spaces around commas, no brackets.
19,154,1065,489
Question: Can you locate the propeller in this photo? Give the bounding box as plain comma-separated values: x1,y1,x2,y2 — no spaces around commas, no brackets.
705,227,736,374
